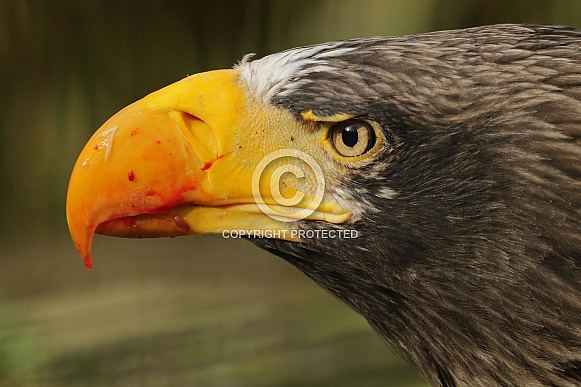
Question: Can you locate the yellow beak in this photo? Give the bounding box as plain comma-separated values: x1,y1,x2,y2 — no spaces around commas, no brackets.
66,69,350,268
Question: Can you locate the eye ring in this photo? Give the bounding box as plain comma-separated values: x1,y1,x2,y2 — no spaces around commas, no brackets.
329,119,376,157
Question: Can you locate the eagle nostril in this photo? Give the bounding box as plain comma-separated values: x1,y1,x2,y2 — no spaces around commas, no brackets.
170,111,218,164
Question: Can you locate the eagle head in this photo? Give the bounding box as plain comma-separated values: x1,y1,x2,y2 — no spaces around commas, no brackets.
67,24,581,386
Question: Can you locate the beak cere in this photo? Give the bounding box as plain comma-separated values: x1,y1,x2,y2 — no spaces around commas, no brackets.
66,69,351,269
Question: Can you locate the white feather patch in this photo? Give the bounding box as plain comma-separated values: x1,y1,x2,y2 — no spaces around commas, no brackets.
236,43,355,103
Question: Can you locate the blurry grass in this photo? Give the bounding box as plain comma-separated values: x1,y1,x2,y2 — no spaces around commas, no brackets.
0,233,426,386
0,302,38,386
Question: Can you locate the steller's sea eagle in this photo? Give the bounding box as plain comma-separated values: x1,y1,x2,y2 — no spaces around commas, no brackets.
67,24,581,386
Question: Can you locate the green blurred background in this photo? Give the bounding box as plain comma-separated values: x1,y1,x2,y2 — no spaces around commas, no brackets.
1,1,580,386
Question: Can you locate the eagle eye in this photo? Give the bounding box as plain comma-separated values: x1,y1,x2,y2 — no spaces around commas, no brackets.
330,120,376,157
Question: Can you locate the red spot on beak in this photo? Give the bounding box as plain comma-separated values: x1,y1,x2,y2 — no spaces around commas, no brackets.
173,215,190,231
123,218,137,228
128,170,135,181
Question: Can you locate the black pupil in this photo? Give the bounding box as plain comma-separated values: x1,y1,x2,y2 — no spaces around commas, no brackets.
342,125,359,147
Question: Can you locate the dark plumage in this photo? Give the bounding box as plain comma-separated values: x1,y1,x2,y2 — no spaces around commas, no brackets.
251,25,581,386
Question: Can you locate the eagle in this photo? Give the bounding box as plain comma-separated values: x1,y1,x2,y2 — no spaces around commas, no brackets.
66,24,581,386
